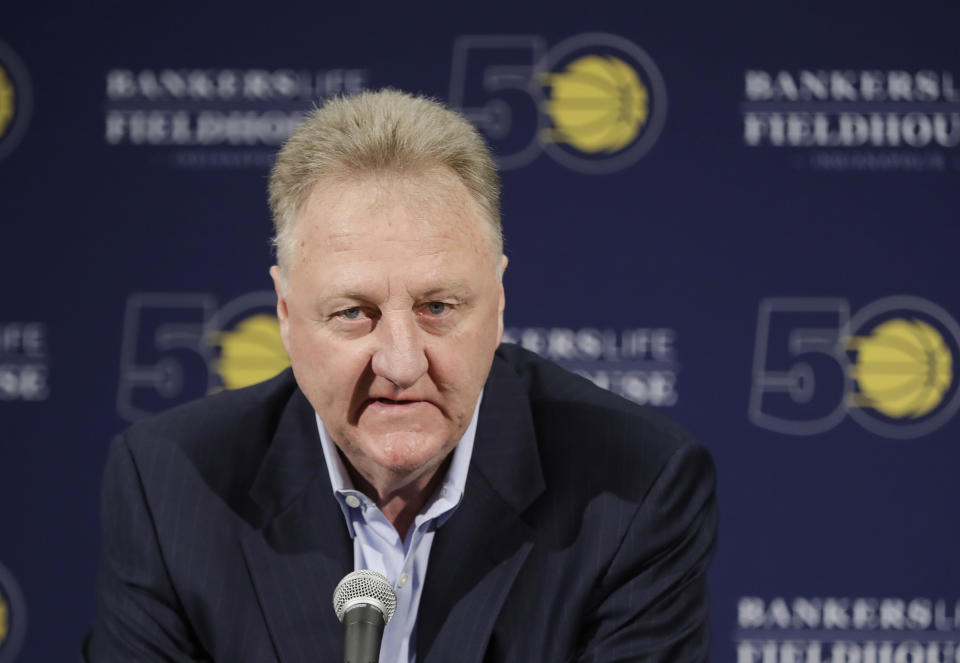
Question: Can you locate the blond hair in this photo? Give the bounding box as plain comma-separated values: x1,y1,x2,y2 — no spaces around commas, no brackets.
268,88,501,270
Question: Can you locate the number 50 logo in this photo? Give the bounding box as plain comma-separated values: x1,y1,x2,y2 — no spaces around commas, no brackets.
449,33,667,174
116,291,288,422
749,296,959,439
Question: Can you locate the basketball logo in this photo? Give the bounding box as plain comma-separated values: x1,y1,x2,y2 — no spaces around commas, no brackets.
0,593,7,643
541,55,648,154
0,561,25,663
0,41,31,161
750,295,960,439
448,33,665,173
0,66,14,138
844,296,960,438
537,33,667,173
212,313,289,390
849,318,952,418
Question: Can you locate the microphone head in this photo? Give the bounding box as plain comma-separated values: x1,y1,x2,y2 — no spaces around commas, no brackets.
333,570,398,624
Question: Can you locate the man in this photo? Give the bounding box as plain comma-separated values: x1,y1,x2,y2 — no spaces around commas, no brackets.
88,89,717,662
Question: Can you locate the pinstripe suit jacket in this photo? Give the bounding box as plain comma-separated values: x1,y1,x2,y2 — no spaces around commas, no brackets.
88,343,717,662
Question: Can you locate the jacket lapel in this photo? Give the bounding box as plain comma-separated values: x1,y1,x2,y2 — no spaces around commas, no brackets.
418,354,546,663
240,388,353,663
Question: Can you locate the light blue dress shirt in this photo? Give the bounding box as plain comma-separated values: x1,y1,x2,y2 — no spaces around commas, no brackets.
316,394,480,663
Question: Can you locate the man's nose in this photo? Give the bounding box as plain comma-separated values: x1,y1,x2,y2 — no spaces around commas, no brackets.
370,313,428,389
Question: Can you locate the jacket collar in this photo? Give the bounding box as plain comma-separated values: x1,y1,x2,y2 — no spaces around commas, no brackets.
248,353,546,521
417,351,546,663
242,384,352,663
248,382,329,518
469,351,545,512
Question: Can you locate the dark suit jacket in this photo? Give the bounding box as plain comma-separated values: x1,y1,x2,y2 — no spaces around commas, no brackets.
88,344,717,662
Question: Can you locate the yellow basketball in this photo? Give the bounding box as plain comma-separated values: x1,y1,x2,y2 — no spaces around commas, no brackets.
212,314,290,390
0,594,7,641
542,55,648,153
849,318,953,418
0,67,14,137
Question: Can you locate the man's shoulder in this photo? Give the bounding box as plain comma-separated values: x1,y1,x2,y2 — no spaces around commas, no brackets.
112,368,302,491
108,369,307,525
493,343,706,495
494,342,693,446
121,368,299,449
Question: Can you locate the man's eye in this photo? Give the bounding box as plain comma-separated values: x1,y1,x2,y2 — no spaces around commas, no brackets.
339,307,363,320
426,302,448,315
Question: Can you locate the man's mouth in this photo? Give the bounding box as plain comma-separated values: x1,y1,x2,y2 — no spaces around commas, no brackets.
372,397,422,406
364,397,428,417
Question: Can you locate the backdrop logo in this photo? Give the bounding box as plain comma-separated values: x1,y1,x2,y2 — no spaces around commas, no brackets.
213,312,286,390
450,33,666,173
0,561,27,663
749,296,959,439
103,67,370,169
736,595,960,663
542,55,648,153
501,326,679,406
117,291,289,421
0,41,32,161
849,318,951,420
0,322,50,401
742,69,960,171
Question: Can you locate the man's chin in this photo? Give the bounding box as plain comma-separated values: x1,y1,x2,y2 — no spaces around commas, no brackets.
352,430,455,480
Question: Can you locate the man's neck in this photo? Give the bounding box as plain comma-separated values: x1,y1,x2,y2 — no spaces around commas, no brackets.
345,456,451,541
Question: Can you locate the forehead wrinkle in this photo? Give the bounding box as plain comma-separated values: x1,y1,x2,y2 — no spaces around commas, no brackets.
320,274,391,303
291,168,500,277
338,168,486,235
413,279,472,299
323,223,469,254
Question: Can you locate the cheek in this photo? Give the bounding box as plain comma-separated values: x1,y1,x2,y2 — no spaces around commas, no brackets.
285,323,356,397
284,320,319,365
475,306,505,357
431,326,499,390
285,314,338,360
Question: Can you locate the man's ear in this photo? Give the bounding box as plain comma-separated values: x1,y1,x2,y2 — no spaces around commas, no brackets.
269,265,291,351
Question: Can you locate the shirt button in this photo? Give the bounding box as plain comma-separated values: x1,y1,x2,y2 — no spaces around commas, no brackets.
345,495,361,509
397,573,409,588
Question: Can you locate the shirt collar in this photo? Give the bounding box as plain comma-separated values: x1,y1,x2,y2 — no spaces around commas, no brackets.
315,391,482,535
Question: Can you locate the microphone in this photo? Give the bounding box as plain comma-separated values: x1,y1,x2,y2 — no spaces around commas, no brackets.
333,570,398,663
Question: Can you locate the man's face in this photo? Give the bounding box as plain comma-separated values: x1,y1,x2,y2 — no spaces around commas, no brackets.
271,168,506,495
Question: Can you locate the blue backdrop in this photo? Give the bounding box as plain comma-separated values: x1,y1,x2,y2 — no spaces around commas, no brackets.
2,2,959,661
